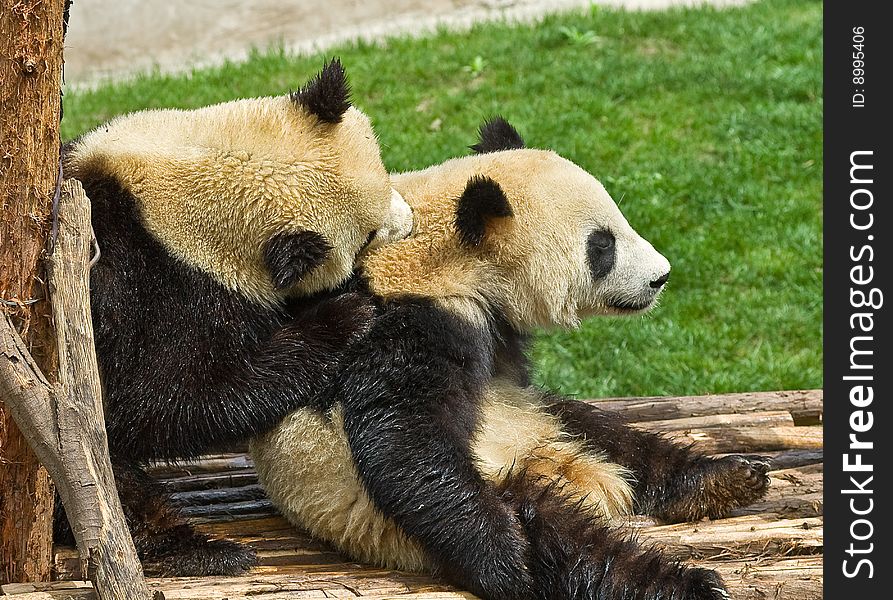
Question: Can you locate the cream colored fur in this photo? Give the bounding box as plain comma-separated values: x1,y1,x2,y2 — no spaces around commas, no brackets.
474,380,633,520
365,150,670,328
252,150,668,571
66,97,411,306
251,405,430,572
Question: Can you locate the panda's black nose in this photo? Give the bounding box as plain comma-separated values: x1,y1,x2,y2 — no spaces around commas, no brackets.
650,272,670,289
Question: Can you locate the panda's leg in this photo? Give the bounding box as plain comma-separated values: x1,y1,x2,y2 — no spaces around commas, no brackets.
111,461,256,577
499,472,731,600
473,381,634,520
544,397,770,522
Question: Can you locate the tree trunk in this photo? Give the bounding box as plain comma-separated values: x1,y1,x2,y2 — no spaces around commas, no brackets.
1,181,155,598
0,0,66,584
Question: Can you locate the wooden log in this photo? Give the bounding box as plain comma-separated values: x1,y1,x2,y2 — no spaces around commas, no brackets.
731,464,823,518
660,425,823,454
1,181,153,598
148,454,255,478
197,517,314,544
24,558,824,600
158,449,823,503
158,569,470,599
195,513,824,566
1,580,94,599
589,389,823,425
170,484,266,506
221,512,824,564
710,557,822,600
633,410,794,432
179,499,275,519
752,449,822,470
638,514,823,560
161,470,259,493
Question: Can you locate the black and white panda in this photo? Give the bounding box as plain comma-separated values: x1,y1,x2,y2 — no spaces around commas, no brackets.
60,59,413,575
251,118,770,600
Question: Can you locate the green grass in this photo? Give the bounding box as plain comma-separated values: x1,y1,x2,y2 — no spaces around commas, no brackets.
62,0,823,398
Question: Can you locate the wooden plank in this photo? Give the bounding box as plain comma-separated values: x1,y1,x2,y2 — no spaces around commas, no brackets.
590,389,823,425
179,499,274,519
148,454,254,478
1,580,94,599
148,570,471,599
207,513,824,566
711,557,822,600
162,469,258,493
755,449,822,470
19,558,824,599
638,514,823,560
731,464,823,518
633,410,794,432
661,425,823,454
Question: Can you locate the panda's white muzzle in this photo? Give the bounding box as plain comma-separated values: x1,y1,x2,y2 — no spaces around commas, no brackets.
368,189,414,251
607,236,671,313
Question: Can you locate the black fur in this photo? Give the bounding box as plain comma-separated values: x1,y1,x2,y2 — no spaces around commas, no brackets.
586,229,616,280
68,164,374,575
492,313,532,387
454,176,513,247
324,300,533,600
470,117,526,154
544,398,770,522
83,171,371,461
290,58,351,124
311,286,736,599
500,472,728,600
264,230,333,290
54,461,256,576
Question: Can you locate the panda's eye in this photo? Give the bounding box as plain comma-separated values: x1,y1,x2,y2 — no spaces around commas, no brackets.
590,230,614,250
587,229,616,280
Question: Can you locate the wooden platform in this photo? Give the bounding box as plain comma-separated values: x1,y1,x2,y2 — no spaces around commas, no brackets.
3,390,823,599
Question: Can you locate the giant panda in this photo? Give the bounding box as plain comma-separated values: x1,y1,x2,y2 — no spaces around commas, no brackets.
60,59,413,576
251,118,771,600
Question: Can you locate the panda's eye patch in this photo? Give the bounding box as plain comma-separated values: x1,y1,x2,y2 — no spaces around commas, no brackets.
587,229,616,280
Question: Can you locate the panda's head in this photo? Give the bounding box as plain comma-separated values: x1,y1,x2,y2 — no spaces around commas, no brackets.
66,59,412,305
364,118,670,330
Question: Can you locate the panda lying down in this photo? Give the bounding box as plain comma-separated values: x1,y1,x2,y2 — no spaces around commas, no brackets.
251,119,770,600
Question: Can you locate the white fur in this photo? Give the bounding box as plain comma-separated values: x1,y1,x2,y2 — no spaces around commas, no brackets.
66,96,412,306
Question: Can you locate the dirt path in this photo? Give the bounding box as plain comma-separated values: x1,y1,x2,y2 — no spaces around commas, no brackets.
64,0,749,86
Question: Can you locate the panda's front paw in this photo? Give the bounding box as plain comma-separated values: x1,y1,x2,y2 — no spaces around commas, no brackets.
287,291,376,349
313,292,376,345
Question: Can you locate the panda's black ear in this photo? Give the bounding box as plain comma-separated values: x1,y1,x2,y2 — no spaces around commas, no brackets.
455,175,513,247
470,117,525,154
264,230,333,290
290,58,351,124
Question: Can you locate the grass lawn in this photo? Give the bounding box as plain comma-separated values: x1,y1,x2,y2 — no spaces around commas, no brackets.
62,0,823,398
